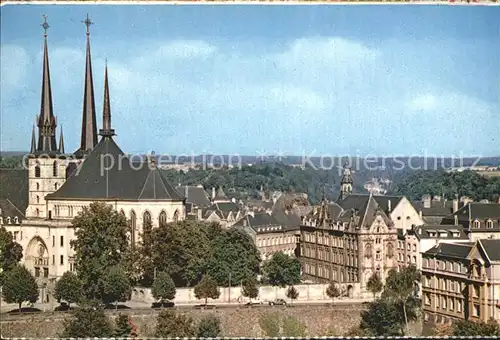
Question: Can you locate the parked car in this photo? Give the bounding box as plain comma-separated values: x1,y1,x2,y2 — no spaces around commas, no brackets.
245,299,264,305
268,298,287,306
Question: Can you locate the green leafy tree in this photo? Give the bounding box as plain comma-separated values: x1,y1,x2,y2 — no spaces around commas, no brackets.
258,312,307,337
54,271,83,307
149,220,212,287
366,272,383,299
205,228,261,286
1,264,39,312
326,282,341,304
70,202,130,302
261,252,301,287
151,271,176,303
114,313,136,338
101,266,132,308
134,218,155,287
452,318,500,336
60,307,114,338
155,310,195,338
0,226,23,275
382,265,421,335
196,314,221,338
285,285,299,304
360,299,403,336
194,275,220,305
241,278,259,302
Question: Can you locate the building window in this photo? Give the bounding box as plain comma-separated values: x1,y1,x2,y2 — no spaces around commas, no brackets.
36,182,40,190
376,250,381,261
34,267,40,277
54,183,58,190
413,244,417,251
173,209,179,223
43,268,49,278
52,161,58,177
36,195,40,204
449,298,454,311
36,208,40,217
487,220,494,229
473,285,480,298
35,164,41,178
473,220,480,228
442,297,447,309
52,235,55,247
159,210,167,227
457,299,462,312
407,243,410,251
52,255,55,265
365,243,372,258
473,304,480,317
60,235,64,247
60,255,64,265
424,293,431,305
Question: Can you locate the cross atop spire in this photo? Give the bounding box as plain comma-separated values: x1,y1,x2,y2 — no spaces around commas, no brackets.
82,13,93,35
41,15,49,37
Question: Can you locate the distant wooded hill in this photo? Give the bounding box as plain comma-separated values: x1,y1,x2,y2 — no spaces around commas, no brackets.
1,155,499,204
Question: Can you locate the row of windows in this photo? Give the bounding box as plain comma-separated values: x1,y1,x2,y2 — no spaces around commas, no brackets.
52,235,64,247
423,276,466,293
0,216,20,225
422,258,467,274
33,161,60,178
302,233,358,250
303,262,357,282
424,293,463,313
472,220,495,229
398,241,417,252
398,253,417,264
257,235,295,247
35,182,59,191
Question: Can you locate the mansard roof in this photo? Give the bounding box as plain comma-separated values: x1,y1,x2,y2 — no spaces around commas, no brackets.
337,194,392,228
454,202,500,220
477,239,500,262
412,224,468,240
46,137,182,201
424,242,474,260
338,194,403,215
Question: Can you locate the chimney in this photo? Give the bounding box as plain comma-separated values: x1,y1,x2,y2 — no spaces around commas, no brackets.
454,214,458,226
453,199,459,213
422,195,431,209
184,186,188,199
388,200,392,213
197,208,202,221
212,187,216,200
419,210,423,219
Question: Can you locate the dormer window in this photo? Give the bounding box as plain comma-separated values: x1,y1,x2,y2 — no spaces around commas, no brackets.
13,216,19,224
0,217,3,224
6,217,11,224
487,220,494,229
473,220,480,228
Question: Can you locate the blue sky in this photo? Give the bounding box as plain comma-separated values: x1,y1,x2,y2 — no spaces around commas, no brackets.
1,4,499,157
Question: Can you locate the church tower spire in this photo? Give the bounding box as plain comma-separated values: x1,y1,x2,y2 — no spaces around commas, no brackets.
30,124,36,154
78,13,98,154
36,15,58,154
59,125,65,153
99,61,116,138
338,161,353,201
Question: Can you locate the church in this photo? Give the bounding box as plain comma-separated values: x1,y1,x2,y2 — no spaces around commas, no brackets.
1,15,186,301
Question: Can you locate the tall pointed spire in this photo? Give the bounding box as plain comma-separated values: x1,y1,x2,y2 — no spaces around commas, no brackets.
78,13,98,153
59,126,65,153
36,15,58,154
30,124,36,153
99,61,115,137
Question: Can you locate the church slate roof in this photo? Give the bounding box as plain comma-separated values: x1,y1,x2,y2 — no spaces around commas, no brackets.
46,137,182,201
478,239,500,262
0,199,25,223
0,169,29,214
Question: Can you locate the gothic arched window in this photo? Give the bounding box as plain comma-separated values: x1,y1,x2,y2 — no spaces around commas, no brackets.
52,161,58,177
36,195,40,204
54,183,58,190
143,211,152,241
159,210,167,227
173,209,179,223
130,210,136,246
387,242,394,258
36,182,40,190
35,163,41,178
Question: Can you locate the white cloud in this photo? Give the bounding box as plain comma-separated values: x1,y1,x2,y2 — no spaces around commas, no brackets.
1,37,497,156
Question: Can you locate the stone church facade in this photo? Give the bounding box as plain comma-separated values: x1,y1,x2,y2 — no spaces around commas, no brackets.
3,16,185,301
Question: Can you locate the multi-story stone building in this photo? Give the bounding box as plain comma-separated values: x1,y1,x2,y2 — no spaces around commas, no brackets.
233,211,300,260
421,239,500,324
300,164,401,295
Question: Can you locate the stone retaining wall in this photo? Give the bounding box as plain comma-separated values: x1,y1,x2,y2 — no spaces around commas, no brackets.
0,305,368,338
